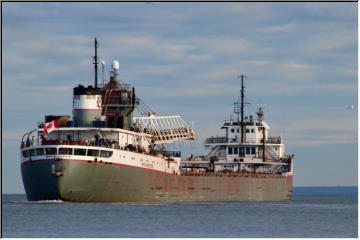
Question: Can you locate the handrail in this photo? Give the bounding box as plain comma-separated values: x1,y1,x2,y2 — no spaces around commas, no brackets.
266,136,282,144
21,139,183,160
205,137,228,144
21,129,36,144
21,129,37,148
153,150,181,158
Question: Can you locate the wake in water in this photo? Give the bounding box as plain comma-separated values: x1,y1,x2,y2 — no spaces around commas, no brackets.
34,199,64,204
4,199,65,204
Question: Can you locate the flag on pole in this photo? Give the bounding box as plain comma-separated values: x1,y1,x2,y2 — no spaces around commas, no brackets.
43,120,58,135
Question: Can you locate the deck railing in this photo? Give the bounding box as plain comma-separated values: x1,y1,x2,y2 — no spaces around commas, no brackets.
153,150,181,158
205,137,228,144
266,137,282,144
21,138,183,158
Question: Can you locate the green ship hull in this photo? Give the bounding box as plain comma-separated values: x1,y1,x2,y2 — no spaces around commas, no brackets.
22,159,292,202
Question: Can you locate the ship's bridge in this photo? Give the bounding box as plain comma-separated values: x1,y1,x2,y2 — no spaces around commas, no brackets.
205,120,281,145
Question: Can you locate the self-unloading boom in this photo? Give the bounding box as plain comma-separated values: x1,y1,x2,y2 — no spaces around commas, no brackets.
134,115,195,144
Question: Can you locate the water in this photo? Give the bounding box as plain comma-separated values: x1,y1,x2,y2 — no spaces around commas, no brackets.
2,187,358,238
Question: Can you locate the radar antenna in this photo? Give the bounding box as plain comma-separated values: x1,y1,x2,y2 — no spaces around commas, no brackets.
256,104,267,123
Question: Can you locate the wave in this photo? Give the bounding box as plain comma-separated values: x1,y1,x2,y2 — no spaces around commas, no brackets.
4,199,65,204
35,199,65,203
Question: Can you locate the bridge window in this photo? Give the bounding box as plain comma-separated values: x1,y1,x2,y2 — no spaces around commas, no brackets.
29,149,36,156
228,147,233,155
45,148,57,155
36,148,45,156
234,147,238,155
74,148,87,156
59,148,73,155
251,147,256,155
100,150,113,158
87,149,99,157
239,147,245,157
22,150,29,158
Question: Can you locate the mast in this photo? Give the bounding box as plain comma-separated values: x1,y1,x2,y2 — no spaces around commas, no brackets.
239,75,246,143
93,38,99,88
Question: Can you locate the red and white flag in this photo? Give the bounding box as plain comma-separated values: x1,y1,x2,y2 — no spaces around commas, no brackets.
43,120,58,135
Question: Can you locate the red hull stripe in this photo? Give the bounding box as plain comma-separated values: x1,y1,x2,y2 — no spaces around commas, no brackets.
21,158,173,175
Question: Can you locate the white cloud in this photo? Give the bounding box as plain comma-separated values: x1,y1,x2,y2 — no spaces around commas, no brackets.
283,116,357,133
247,60,273,66
270,114,357,147
3,130,23,141
286,133,357,147
263,23,293,32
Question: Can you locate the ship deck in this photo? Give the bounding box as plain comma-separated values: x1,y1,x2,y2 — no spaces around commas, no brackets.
180,171,290,178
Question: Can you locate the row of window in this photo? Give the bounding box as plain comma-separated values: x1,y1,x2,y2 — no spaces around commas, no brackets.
228,146,256,155
22,148,113,158
230,128,255,133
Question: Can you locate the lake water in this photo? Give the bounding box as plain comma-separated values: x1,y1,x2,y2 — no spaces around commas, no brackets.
2,187,358,238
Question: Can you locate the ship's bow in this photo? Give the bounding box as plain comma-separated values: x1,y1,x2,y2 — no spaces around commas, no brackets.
21,159,60,201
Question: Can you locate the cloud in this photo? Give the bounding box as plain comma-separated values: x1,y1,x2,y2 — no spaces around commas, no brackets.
286,133,357,147
3,130,24,141
263,23,294,32
247,60,273,66
3,130,26,148
285,116,357,133
269,113,357,147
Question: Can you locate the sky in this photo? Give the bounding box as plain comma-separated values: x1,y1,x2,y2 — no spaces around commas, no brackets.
2,2,358,193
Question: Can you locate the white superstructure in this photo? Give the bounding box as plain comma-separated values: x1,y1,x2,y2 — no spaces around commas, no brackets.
201,108,292,174
21,126,184,176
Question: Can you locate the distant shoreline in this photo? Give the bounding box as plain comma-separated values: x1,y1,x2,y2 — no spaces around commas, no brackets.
293,186,358,195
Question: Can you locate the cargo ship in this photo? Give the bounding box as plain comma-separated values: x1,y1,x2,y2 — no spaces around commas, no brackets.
20,39,293,202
